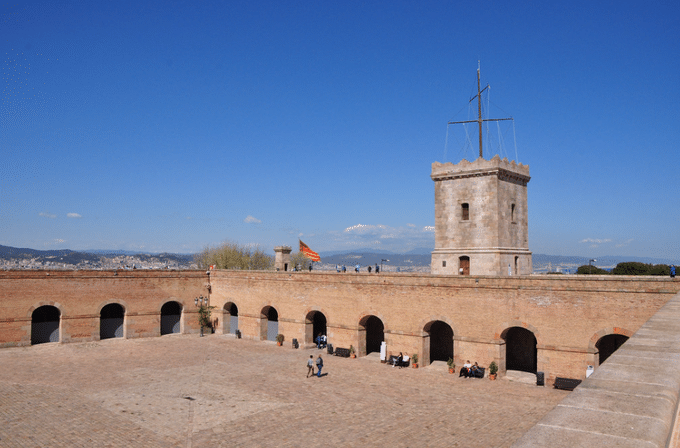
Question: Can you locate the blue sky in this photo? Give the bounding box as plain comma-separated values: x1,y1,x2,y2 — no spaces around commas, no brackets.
1,1,678,259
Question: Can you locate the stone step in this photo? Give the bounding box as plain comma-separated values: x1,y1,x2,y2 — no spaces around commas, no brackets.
504,370,538,385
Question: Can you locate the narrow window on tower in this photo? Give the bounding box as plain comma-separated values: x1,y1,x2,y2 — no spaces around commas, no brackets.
461,203,469,221
442,260,447,268
511,203,516,223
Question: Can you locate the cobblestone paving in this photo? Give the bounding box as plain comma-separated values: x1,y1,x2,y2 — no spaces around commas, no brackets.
0,335,568,447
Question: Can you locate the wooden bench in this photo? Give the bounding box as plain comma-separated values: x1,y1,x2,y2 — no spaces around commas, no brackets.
334,347,351,358
554,377,582,391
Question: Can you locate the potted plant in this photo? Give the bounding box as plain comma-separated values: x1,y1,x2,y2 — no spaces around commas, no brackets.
349,345,356,358
276,334,284,346
447,357,455,374
412,353,418,368
489,361,498,380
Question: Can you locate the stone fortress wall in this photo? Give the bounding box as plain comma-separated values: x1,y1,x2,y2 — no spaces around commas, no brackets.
3,269,679,386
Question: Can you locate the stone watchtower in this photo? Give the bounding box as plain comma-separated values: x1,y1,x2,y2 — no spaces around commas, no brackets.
273,246,292,271
430,155,532,276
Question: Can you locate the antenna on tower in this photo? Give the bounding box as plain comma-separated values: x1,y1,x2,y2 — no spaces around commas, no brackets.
447,63,513,159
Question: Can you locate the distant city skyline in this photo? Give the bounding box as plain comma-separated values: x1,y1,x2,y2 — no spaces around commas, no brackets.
2,1,678,260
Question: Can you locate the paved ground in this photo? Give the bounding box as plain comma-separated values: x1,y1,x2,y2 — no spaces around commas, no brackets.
0,335,569,447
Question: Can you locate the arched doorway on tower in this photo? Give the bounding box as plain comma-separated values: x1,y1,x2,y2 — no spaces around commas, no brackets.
260,306,278,341
459,256,470,275
223,302,239,335
305,311,327,346
596,334,629,365
100,303,125,340
160,301,182,335
502,326,537,373
358,315,384,356
423,320,454,365
31,305,60,345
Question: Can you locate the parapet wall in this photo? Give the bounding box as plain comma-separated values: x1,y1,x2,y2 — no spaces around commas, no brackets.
512,291,680,447
2,269,680,385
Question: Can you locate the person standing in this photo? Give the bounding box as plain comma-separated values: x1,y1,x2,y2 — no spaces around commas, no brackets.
375,263,379,273
316,354,323,377
671,265,676,279
368,265,372,273
307,355,315,378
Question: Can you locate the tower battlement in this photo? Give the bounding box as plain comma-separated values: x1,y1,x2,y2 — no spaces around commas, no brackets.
431,155,530,181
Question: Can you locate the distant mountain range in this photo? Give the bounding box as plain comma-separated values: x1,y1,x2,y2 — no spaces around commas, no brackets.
0,245,194,264
1,245,676,269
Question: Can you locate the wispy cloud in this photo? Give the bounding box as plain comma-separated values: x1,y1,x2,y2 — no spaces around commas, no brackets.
39,212,56,219
580,238,612,244
323,223,434,252
67,213,82,218
244,215,261,224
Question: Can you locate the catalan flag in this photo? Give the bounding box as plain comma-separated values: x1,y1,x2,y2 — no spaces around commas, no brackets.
299,240,320,262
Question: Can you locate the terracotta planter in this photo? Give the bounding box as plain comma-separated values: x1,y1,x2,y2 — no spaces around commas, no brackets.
412,363,418,369
351,354,356,358
489,373,497,380
277,341,282,346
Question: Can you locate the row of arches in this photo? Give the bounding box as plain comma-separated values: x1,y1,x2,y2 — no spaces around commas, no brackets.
30,302,184,345
29,302,630,370
221,303,628,370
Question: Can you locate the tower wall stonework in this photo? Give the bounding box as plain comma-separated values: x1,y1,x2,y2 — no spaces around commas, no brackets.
431,155,532,275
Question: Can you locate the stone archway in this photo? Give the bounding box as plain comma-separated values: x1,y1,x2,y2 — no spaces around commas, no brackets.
502,326,537,373
260,306,278,341
596,334,629,365
100,303,125,340
305,311,327,346
423,320,454,364
358,315,384,356
223,302,239,335
31,305,60,345
160,301,182,335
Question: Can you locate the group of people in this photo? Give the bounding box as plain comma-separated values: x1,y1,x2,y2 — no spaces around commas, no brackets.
306,354,324,378
389,351,410,368
335,264,381,273
459,360,482,378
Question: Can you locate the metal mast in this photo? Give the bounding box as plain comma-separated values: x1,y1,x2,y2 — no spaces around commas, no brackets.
448,62,513,159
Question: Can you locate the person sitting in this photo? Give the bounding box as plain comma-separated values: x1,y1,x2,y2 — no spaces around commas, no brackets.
320,334,327,349
401,353,409,367
315,333,323,349
469,362,479,378
460,360,472,377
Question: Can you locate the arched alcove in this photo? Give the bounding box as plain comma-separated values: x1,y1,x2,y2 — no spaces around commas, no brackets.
31,305,60,345
100,303,125,340
223,302,239,335
359,315,384,355
260,306,278,341
160,301,182,335
305,311,327,345
502,326,537,373
424,320,454,364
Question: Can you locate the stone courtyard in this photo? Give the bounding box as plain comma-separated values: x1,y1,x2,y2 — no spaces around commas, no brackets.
0,334,569,447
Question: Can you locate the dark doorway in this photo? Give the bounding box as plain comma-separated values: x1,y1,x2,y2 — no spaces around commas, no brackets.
305,311,327,345
100,303,124,340
261,306,278,341
31,305,60,345
504,327,537,373
596,334,629,365
361,315,384,355
224,302,238,334
160,301,182,335
459,256,470,275
425,320,454,363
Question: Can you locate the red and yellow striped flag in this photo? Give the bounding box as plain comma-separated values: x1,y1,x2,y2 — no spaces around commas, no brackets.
299,240,320,262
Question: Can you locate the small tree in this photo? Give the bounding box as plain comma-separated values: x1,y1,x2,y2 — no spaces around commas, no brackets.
576,265,610,275
489,361,498,375
197,303,216,334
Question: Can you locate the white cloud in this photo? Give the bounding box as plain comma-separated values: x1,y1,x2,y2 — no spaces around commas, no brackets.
244,215,261,224
579,238,612,244
326,223,435,252
67,213,82,218
39,212,56,218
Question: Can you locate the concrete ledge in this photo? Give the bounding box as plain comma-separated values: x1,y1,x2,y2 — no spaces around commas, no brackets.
512,292,680,447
